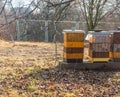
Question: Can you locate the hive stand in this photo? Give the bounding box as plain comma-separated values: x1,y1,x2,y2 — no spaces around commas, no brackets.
58,61,120,70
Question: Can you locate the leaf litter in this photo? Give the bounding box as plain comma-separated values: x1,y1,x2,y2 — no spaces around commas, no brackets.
0,40,119,97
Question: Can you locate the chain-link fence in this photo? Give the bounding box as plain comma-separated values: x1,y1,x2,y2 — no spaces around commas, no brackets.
15,19,120,42
0,19,120,63
0,19,120,42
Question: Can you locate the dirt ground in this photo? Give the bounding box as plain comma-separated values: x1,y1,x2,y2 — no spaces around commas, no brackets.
0,40,119,97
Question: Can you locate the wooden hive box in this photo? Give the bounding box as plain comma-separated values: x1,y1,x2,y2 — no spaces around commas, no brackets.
63,30,85,63
88,31,111,63
110,31,120,62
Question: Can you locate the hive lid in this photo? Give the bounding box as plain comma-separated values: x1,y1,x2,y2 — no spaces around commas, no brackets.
93,29,102,32
89,31,111,35
63,30,85,33
109,30,120,34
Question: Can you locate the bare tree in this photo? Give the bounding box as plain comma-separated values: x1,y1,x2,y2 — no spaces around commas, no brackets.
78,0,120,31
78,0,108,31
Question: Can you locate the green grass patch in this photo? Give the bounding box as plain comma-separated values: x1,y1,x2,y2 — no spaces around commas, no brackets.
27,85,37,92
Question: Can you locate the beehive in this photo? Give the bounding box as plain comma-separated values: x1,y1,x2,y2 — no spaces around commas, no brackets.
88,31,111,63
110,30,120,62
63,30,84,63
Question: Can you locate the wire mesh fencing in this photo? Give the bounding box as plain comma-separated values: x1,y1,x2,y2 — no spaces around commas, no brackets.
0,20,120,65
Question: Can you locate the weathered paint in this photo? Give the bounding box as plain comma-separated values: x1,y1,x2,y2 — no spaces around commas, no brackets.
64,33,84,42
64,53,83,59
64,42,84,48
64,47,84,53
89,57,110,63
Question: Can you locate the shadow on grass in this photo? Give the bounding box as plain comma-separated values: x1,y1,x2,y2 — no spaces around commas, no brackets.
28,65,118,86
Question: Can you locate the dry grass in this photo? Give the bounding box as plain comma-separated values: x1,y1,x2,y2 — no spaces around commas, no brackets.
0,40,119,97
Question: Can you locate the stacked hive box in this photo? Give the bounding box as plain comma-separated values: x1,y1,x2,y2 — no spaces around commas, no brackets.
110,31,120,62
88,31,111,62
63,30,84,63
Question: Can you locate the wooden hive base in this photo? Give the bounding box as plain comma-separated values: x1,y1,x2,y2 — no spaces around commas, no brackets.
112,58,120,62
58,61,120,70
63,59,83,63
89,57,110,63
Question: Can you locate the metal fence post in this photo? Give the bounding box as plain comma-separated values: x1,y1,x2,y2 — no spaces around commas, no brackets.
16,19,20,41
45,20,49,42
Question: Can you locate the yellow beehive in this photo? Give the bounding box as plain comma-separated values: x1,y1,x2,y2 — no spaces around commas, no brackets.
63,30,84,63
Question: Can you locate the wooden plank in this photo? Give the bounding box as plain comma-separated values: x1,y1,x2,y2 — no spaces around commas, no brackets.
64,33,84,42
64,53,83,59
64,47,84,53
64,42,84,48
112,32,120,44
112,44,120,52
112,52,120,58
89,35,111,43
112,58,120,62
63,59,83,63
89,50,109,58
89,57,110,63
109,52,113,58
89,43,110,52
